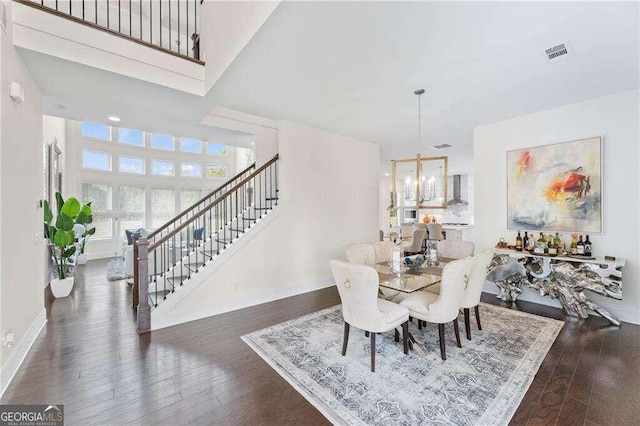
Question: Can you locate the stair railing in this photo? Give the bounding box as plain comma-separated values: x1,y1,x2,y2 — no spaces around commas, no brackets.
135,154,279,333
16,0,204,63
145,162,256,245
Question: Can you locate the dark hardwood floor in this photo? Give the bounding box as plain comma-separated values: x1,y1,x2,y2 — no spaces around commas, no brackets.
1,259,638,425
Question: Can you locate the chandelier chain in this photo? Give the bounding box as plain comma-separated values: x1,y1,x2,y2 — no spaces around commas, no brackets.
417,92,421,154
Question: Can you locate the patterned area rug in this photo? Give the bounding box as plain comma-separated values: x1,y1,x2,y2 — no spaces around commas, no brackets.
106,258,127,281
242,303,563,425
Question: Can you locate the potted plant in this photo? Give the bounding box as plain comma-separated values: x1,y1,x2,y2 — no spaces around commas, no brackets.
44,193,80,298
73,202,95,265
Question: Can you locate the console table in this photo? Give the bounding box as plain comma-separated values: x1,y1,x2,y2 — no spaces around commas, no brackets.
486,248,625,326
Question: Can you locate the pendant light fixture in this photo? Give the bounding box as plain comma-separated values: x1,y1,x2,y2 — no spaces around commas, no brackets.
390,89,448,214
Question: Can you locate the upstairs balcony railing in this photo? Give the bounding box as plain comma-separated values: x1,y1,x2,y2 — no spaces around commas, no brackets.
17,0,204,63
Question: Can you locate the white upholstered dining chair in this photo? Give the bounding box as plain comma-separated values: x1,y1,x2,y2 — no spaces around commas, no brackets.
373,241,396,263
427,223,445,241
398,228,426,254
400,256,475,360
437,240,475,259
330,260,410,372
344,243,376,266
461,249,495,340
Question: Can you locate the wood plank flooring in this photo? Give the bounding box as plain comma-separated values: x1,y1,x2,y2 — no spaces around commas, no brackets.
1,259,638,425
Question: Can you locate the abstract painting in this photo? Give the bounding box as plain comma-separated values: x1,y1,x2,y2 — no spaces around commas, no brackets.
507,137,602,233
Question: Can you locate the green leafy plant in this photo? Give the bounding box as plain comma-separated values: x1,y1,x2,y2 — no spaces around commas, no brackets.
75,202,96,254
44,194,80,279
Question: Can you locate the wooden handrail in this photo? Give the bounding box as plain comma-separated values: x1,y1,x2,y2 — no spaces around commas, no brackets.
146,162,256,240
14,0,205,65
148,154,279,251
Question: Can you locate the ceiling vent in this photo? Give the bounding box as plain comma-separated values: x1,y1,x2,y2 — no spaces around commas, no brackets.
432,143,452,150
544,42,572,62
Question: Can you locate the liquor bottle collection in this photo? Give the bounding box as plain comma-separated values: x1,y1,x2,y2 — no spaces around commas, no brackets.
514,230,592,257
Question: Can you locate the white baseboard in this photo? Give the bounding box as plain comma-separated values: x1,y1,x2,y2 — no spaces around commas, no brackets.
483,283,640,325
0,309,47,399
152,277,335,331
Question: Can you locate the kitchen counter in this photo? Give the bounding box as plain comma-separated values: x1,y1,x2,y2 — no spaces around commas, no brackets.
441,223,473,240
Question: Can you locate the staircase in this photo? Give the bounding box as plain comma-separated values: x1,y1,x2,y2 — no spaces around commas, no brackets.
133,154,280,333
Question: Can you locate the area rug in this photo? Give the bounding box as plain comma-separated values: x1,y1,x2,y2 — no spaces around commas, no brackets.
242,303,563,426
106,258,127,281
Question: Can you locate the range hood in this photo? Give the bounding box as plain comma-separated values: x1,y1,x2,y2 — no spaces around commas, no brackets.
447,174,467,205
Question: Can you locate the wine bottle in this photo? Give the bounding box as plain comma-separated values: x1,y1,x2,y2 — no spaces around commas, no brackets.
577,235,585,255
554,232,561,246
570,235,578,255
557,233,565,255
584,235,592,257
535,233,545,254
548,238,557,255
516,231,523,251
523,232,529,252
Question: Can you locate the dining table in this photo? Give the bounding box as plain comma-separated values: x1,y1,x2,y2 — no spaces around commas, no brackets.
374,255,454,356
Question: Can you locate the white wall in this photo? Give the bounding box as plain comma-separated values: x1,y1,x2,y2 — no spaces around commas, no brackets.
474,90,640,324
201,1,280,92
0,0,46,391
153,121,380,328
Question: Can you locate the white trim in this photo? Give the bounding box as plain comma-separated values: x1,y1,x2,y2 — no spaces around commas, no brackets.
0,309,47,399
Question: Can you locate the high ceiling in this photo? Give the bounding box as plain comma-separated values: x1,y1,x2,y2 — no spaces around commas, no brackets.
22,1,640,174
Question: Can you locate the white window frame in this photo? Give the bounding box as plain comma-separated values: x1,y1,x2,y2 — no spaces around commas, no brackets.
151,159,176,177
117,128,146,147
206,164,227,179
81,149,112,172
80,121,112,142
150,133,176,151
180,162,203,178
180,138,203,154
118,156,146,175
206,142,228,156
80,182,113,240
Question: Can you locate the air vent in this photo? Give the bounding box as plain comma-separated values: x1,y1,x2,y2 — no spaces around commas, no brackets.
432,143,452,150
544,42,572,62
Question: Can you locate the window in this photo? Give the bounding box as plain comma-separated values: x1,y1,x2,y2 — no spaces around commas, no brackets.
81,183,111,238
119,186,145,231
119,157,145,174
82,150,111,171
181,163,202,178
207,165,227,179
152,160,175,176
180,138,202,153
81,122,111,140
151,189,175,228
118,128,144,146
206,143,227,156
151,133,174,150
180,189,202,210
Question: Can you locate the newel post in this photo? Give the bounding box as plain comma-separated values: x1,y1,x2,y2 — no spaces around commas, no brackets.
132,232,140,310
137,237,151,333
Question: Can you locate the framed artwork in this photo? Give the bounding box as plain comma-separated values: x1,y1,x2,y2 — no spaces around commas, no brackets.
507,136,602,233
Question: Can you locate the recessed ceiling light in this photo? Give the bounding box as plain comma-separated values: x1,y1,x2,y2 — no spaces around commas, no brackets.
53,104,65,110
108,116,121,122
384,173,390,176
251,142,255,145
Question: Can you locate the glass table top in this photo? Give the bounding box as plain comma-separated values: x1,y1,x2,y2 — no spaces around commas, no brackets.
375,261,443,293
